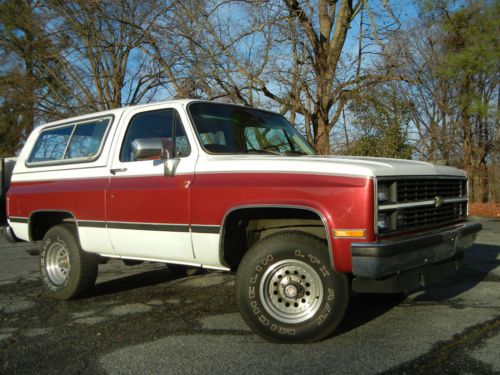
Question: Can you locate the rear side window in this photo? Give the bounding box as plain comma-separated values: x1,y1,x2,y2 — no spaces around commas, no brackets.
27,117,111,165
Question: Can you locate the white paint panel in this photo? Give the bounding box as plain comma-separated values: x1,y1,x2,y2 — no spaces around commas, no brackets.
195,154,466,178
191,232,227,269
12,110,124,181
78,227,114,254
106,228,195,262
12,167,112,182
8,222,29,241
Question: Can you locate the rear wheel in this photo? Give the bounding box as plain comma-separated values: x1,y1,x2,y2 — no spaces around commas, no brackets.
236,231,349,343
40,224,98,300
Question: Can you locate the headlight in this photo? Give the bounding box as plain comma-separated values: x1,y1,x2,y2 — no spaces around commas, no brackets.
377,213,389,230
377,184,390,202
376,180,396,234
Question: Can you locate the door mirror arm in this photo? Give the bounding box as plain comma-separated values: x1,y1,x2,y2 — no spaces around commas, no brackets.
164,157,180,177
161,138,180,177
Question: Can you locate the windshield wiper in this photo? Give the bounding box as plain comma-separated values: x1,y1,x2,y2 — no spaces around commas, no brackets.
284,150,307,156
247,148,282,155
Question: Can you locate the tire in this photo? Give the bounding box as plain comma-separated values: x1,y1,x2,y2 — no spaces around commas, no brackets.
236,231,349,343
40,224,99,300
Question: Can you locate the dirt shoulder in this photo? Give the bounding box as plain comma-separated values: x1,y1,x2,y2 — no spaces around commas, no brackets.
469,203,500,219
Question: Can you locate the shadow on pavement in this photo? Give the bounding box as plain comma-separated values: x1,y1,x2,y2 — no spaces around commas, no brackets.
88,267,182,298
336,292,407,336
411,242,500,302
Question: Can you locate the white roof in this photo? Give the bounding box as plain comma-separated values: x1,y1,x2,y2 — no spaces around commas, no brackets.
39,99,205,129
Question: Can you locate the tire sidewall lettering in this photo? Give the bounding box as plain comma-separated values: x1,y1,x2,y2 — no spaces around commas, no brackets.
245,249,332,337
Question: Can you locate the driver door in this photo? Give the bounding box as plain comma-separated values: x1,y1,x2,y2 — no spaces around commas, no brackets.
106,105,197,263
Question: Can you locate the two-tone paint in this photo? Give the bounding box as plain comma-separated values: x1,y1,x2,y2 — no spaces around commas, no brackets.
6,99,468,273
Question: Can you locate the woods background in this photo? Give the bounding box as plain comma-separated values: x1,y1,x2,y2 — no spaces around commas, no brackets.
0,0,498,203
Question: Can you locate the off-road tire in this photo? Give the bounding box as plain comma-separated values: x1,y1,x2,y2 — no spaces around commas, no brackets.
40,224,98,300
236,231,349,343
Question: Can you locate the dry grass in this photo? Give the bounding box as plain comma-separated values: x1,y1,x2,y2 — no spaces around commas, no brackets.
469,203,500,218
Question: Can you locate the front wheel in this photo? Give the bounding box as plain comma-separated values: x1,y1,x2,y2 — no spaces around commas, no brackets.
236,231,349,343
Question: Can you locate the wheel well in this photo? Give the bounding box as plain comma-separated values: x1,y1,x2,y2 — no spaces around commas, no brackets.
29,211,76,241
221,207,327,270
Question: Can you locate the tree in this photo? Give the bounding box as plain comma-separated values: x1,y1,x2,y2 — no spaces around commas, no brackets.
436,1,499,202
346,83,413,159
373,0,499,202
150,0,406,154
0,0,55,155
46,0,161,113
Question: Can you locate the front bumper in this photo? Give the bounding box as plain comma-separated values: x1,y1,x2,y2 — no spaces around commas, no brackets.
351,221,482,293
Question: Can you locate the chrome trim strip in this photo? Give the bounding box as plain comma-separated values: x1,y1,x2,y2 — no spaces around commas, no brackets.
379,196,468,211
376,175,466,181
442,197,469,204
379,199,437,211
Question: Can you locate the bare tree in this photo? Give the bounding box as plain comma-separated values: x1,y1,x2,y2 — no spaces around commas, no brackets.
44,0,161,113
0,0,60,154
371,0,499,202
155,0,406,154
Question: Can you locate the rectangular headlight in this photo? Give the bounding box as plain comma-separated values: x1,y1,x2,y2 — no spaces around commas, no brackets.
377,184,390,202
377,213,389,230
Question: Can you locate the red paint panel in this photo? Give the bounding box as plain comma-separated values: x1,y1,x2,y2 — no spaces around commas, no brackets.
106,175,192,224
190,173,374,273
8,179,108,221
191,173,371,226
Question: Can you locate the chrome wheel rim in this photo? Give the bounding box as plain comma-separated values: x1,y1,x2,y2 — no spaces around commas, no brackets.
45,242,71,285
259,259,324,324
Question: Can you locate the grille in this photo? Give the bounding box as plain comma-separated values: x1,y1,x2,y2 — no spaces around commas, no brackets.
397,203,464,231
377,177,467,235
397,179,464,202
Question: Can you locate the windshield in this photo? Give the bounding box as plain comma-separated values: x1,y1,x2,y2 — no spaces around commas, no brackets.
188,103,316,155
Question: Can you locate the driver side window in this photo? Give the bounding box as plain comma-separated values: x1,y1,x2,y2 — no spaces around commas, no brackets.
120,109,191,162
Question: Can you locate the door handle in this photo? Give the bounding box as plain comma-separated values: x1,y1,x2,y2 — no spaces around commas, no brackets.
110,168,127,175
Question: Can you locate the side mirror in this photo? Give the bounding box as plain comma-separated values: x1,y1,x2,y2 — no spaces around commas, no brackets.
132,138,165,160
131,138,180,177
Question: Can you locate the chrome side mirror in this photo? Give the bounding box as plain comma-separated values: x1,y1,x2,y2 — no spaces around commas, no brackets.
132,138,180,177
132,138,165,160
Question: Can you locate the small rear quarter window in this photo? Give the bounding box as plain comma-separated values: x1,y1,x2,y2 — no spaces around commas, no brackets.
27,117,111,165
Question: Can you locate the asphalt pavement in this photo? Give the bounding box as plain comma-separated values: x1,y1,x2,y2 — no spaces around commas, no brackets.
1,218,499,374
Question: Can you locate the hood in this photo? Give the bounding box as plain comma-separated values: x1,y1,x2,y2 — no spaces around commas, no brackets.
196,154,466,178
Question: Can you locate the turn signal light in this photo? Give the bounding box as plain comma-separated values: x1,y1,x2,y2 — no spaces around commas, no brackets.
332,229,366,238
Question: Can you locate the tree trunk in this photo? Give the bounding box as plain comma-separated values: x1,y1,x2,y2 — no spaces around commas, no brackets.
315,117,330,155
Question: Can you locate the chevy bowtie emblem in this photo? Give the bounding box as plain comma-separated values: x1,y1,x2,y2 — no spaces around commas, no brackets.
434,196,444,208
